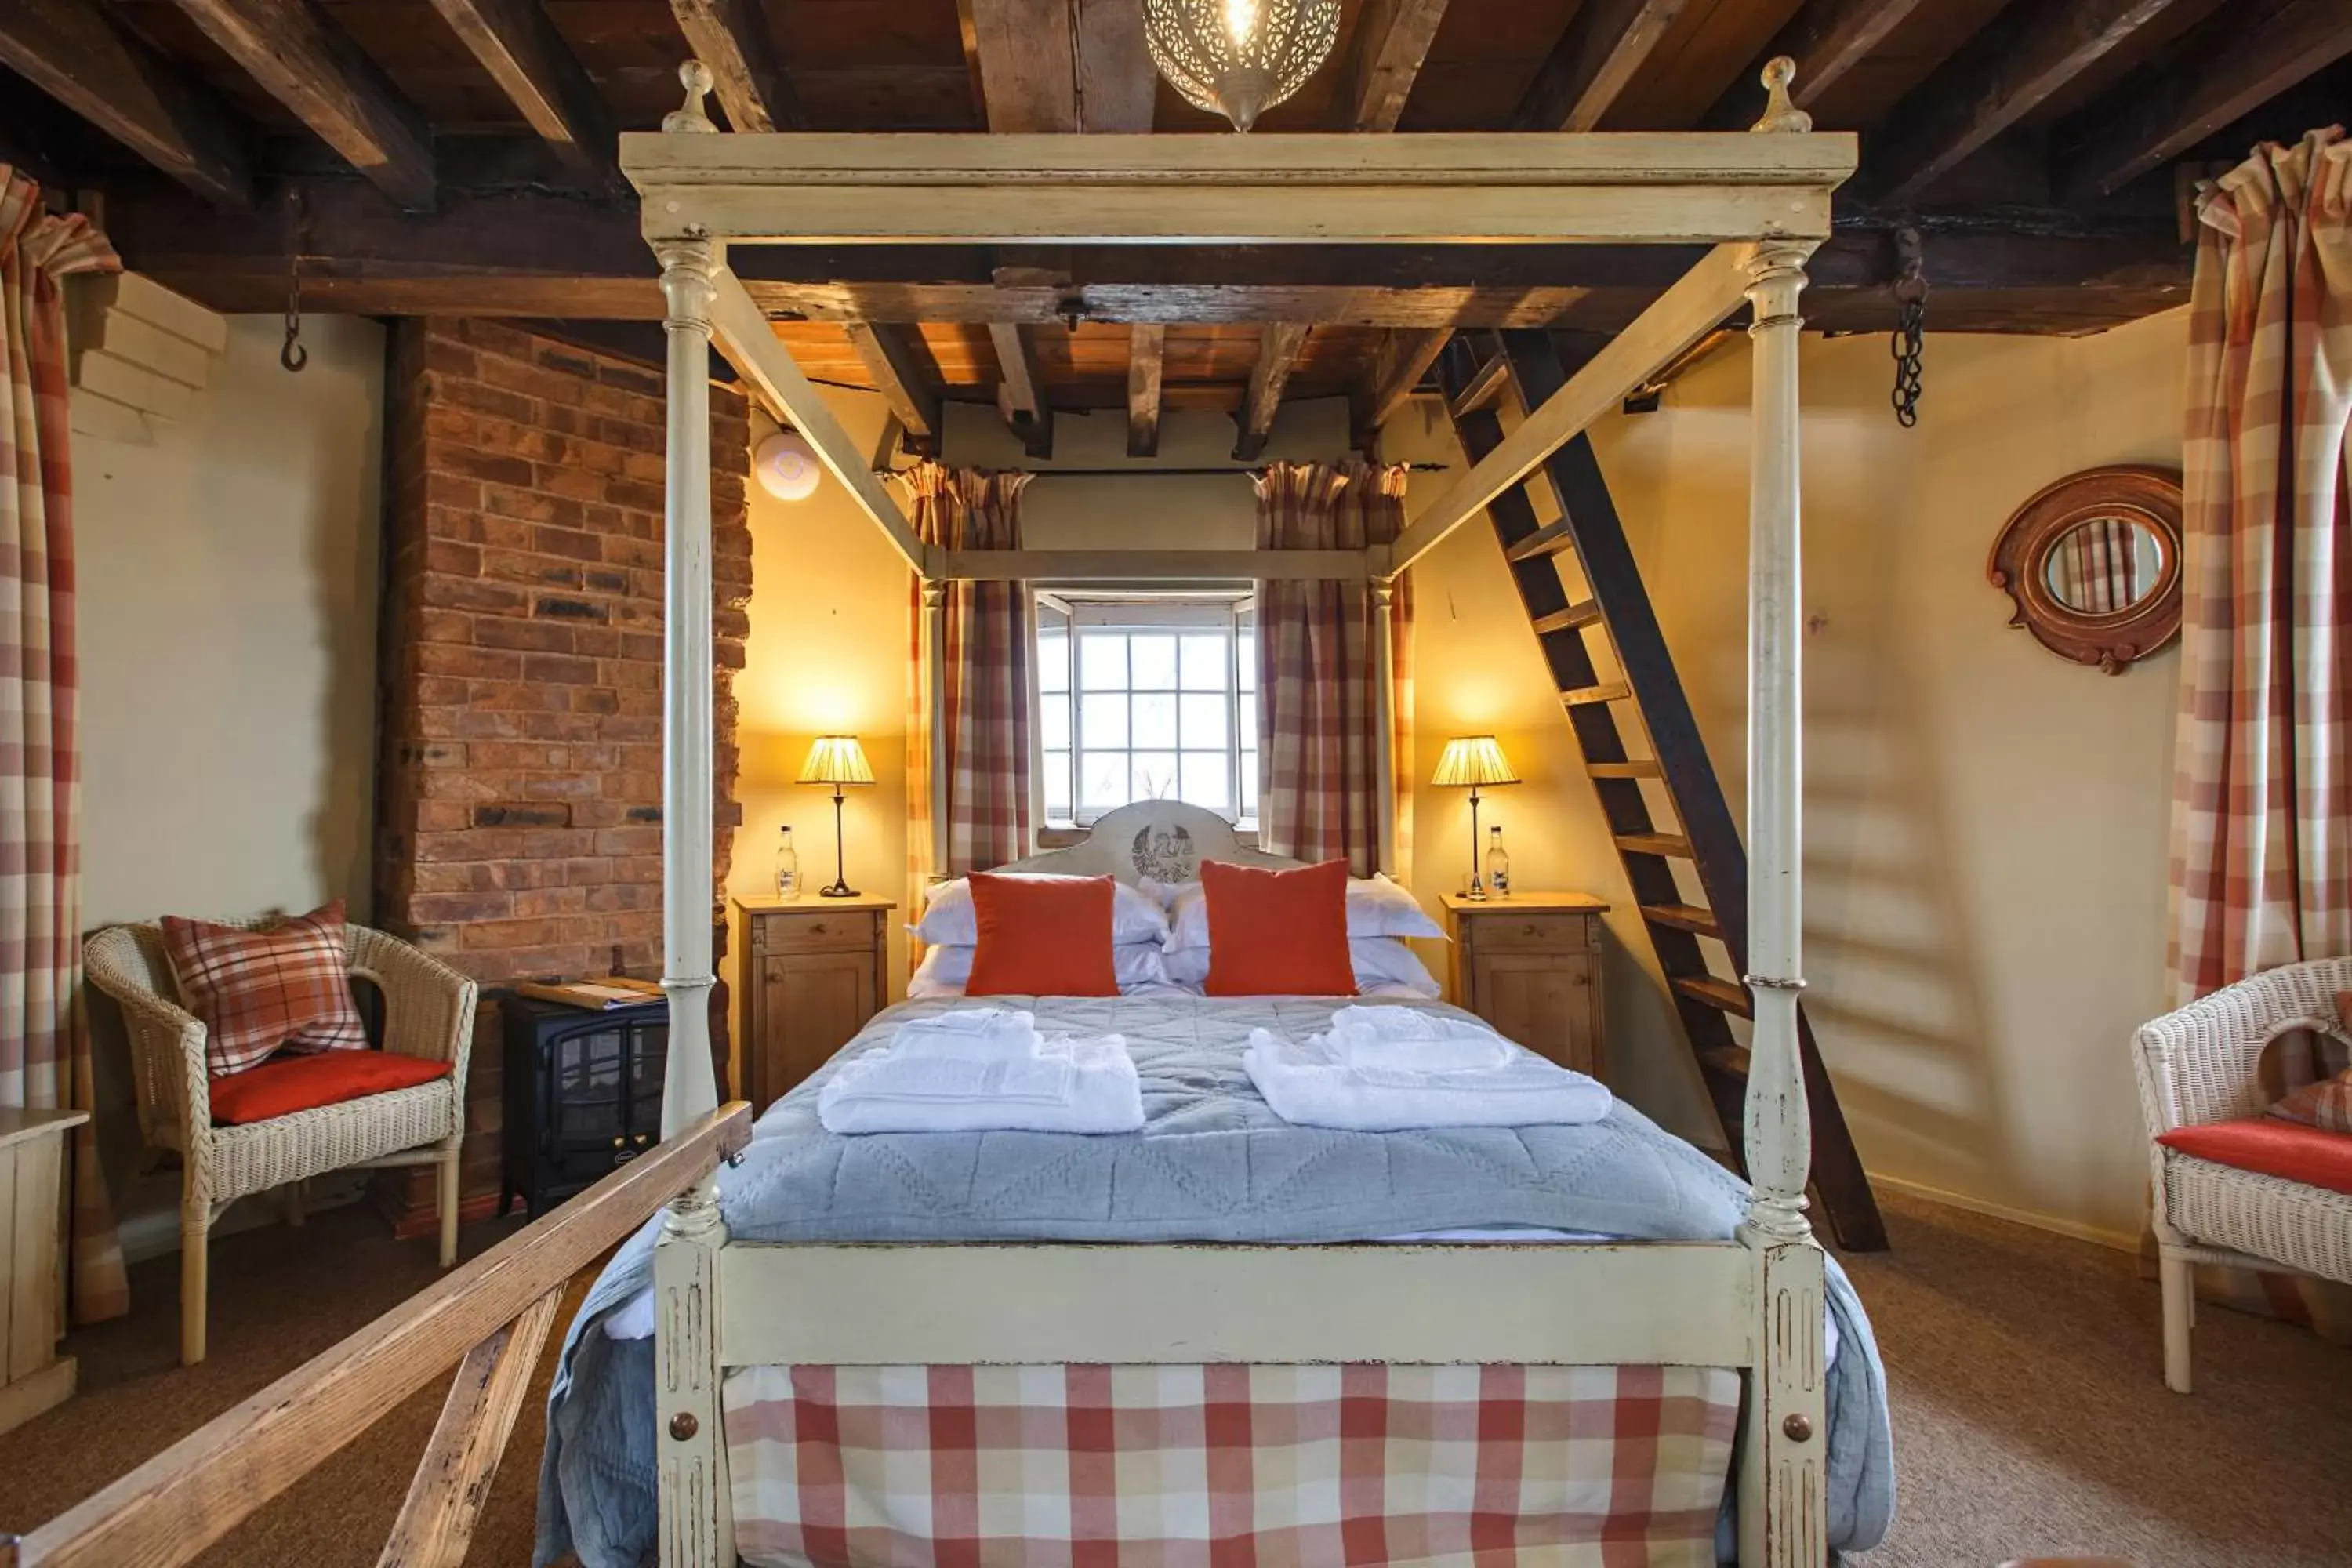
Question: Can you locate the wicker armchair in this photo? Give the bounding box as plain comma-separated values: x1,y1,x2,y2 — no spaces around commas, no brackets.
2133,957,2352,1392
85,919,477,1365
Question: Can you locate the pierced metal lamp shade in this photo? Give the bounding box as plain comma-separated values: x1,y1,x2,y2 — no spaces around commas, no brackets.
1144,0,1341,132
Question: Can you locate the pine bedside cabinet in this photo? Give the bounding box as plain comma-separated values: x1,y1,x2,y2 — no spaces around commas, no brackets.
1442,892,1610,1080
737,895,895,1113
0,1107,89,1435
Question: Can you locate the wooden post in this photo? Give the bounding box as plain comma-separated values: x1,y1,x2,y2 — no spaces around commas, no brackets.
657,227,722,1142
1369,575,1399,877
655,1181,732,1568
1736,56,1829,1568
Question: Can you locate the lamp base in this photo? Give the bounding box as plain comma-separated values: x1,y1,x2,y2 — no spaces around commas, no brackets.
1462,878,1490,902
818,882,861,899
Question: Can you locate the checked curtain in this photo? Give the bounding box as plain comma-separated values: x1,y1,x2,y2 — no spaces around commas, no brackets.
2167,129,2352,1336
0,168,126,1323
906,463,1033,900
1254,461,1414,880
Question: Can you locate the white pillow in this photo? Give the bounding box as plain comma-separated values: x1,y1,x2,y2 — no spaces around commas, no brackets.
1158,871,1444,951
913,874,1170,947
1162,937,1439,999
908,941,1172,999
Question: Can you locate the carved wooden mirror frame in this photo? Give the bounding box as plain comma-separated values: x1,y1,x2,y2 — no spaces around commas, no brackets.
1987,464,2184,675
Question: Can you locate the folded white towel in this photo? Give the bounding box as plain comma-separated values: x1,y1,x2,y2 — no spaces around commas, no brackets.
1243,1028,1612,1131
1326,1006,1513,1073
888,1007,1040,1062
819,1034,1144,1134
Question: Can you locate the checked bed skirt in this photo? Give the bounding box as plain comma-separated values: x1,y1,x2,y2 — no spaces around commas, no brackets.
724,1361,1743,1567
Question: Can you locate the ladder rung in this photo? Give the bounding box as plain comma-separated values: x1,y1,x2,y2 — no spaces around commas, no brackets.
1587,760,1662,779
1675,975,1754,1018
1698,1044,1752,1077
1449,351,1513,417
1530,601,1603,635
1561,681,1630,708
1614,831,1693,858
1503,521,1576,563
1641,902,1722,938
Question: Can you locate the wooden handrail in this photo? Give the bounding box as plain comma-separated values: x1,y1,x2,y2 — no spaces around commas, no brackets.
5,1102,753,1568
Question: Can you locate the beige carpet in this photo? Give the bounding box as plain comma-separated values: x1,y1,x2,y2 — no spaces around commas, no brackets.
0,1191,2344,1566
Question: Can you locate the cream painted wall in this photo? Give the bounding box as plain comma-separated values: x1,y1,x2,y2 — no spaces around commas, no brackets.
1386,310,2190,1242
74,310,387,1249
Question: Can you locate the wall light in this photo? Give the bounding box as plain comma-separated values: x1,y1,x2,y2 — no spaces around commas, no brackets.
755,430,822,502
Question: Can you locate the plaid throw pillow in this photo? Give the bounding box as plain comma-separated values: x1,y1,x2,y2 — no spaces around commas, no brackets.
162,901,369,1079
2267,990,2352,1135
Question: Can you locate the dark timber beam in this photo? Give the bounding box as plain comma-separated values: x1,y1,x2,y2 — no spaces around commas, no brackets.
666,0,801,132
1365,327,1453,430
0,0,253,209
843,322,942,453
1870,0,2190,205
1344,0,1451,132
1234,323,1310,461
1074,0,1156,132
427,0,616,183
169,0,434,209
2055,0,2352,198
1127,323,1165,458
1701,0,1933,128
989,322,1054,457
966,0,1078,131
1515,0,1690,132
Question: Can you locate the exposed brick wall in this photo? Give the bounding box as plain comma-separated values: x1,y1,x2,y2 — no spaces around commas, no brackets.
373,318,750,1229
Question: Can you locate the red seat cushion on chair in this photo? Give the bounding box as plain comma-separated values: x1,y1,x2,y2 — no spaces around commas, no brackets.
2158,1117,2352,1196
208,1051,452,1125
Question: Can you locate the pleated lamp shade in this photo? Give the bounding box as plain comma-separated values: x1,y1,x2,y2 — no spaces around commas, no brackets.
1432,735,1519,789
797,735,875,786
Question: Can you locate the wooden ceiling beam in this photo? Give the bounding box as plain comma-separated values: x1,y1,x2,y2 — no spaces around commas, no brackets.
1074,0,1156,132
989,322,1054,457
842,322,942,453
1127,323,1166,458
666,0,801,132
966,0,1078,132
0,0,254,209
1233,323,1310,461
1345,0,1452,133
1365,327,1453,430
1869,0,2192,205
2054,0,2352,199
426,0,617,183
1514,0,1692,132
169,0,435,209
1700,0,1935,129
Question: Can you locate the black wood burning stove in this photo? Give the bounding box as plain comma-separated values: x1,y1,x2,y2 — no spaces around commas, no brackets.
500,995,670,1218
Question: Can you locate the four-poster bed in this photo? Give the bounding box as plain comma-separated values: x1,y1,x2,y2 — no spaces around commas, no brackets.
626,57,1859,1568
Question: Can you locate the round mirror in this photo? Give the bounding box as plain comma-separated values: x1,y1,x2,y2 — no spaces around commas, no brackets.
1987,466,2183,675
2039,515,2165,614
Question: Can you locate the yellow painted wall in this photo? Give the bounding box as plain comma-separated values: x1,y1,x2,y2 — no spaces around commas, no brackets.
74,310,387,1249
1386,310,2190,1243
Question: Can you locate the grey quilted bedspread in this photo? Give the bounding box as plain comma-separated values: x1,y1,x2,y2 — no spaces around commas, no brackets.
537,995,1893,1564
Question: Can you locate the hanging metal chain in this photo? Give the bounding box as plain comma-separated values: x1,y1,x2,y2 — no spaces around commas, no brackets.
1889,227,1926,428
281,187,309,373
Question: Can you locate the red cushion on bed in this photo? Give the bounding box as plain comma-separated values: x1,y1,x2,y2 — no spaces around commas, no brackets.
964,871,1120,996
2158,1117,2352,1195
208,1050,450,1125
1202,858,1357,996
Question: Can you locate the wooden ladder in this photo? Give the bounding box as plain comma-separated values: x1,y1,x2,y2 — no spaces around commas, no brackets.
1432,328,1887,1252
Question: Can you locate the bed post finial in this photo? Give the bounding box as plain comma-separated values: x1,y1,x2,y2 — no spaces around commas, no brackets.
664,59,719,135
1751,56,1812,135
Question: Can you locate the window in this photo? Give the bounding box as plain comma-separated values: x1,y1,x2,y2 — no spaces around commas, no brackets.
1036,594,1256,828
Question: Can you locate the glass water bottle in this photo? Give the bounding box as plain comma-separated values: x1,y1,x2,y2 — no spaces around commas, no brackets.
775,825,802,901
1486,825,1512,896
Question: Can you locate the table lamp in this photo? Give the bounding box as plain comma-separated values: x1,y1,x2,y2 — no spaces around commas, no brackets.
797,735,874,898
1432,735,1518,900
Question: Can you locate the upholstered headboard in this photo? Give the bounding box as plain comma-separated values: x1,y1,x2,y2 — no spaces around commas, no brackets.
996,802,1298,886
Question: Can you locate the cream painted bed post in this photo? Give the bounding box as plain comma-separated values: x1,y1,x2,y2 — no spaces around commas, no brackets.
1370,575,1399,877
650,61,733,1568
925,579,951,873
1736,56,1830,1568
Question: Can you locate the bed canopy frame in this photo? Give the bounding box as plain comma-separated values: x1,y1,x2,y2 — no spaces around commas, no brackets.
626,57,1853,1568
